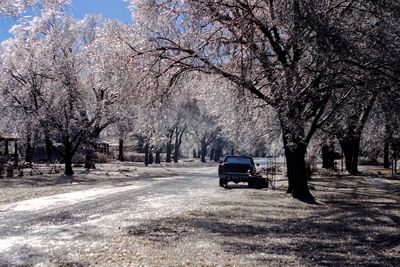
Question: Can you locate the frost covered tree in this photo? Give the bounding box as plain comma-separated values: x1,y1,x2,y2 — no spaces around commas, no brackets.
334,90,377,174
0,0,70,16
321,2,400,174
130,0,340,200
79,18,144,169
1,11,139,175
130,0,400,200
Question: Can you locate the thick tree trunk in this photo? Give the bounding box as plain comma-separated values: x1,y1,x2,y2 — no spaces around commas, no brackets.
278,101,314,201
197,149,201,158
284,142,313,201
339,137,360,175
118,138,124,162
321,144,335,170
63,137,74,176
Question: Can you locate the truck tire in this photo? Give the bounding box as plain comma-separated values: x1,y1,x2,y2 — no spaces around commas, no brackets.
219,178,227,187
248,178,254,188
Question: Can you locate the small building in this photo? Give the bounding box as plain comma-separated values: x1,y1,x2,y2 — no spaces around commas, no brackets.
0,135,19,166
96,140,110,155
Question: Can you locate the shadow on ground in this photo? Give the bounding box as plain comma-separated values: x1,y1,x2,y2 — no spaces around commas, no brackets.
127,174,400,266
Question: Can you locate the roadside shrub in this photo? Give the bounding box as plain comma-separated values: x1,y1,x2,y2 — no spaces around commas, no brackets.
305,154,318,179
72,153,85,164
96,153,112,163
125,153,145,162
359,157,382,166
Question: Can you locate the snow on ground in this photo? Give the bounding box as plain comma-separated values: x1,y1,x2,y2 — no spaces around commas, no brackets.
0,161,217,205
1,184,144,212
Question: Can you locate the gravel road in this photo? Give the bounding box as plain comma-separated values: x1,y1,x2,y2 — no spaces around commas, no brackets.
0,164,220,266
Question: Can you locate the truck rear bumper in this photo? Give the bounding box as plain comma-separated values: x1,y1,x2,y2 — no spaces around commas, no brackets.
219,173,268,189
219,173,250,182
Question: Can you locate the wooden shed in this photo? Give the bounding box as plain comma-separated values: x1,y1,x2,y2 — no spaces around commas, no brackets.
0,136,19,166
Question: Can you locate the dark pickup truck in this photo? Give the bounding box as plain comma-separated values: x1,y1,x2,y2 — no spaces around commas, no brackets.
218,156,267,188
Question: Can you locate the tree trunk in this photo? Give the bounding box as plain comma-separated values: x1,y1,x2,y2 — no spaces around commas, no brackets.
284,142,314,201
339,137,360,175
45,136,52,163
166,142,172,163
144,144,149,166
201,140,207,163
4,140,9,155
278,103,314,201
149,147,154,164
118,138,124,162
173,150,179,163
173,143,179,163
209,148,215,161
384,139,390,169
14,142,19,167
173,127,180,163
197,149,201,158
214,147,222,162
63,137,74,176
337,93,376,175
84,147,96,169
25,133,33,163
192,148,197,158
321,144,335,170
155,150,161,164
383,116,392,168
173,126,185,163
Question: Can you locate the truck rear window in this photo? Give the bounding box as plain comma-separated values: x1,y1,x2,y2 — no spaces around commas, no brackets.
225,157,252,165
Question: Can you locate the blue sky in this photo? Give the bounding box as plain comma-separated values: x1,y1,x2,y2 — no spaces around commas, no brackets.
0,0,132,41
